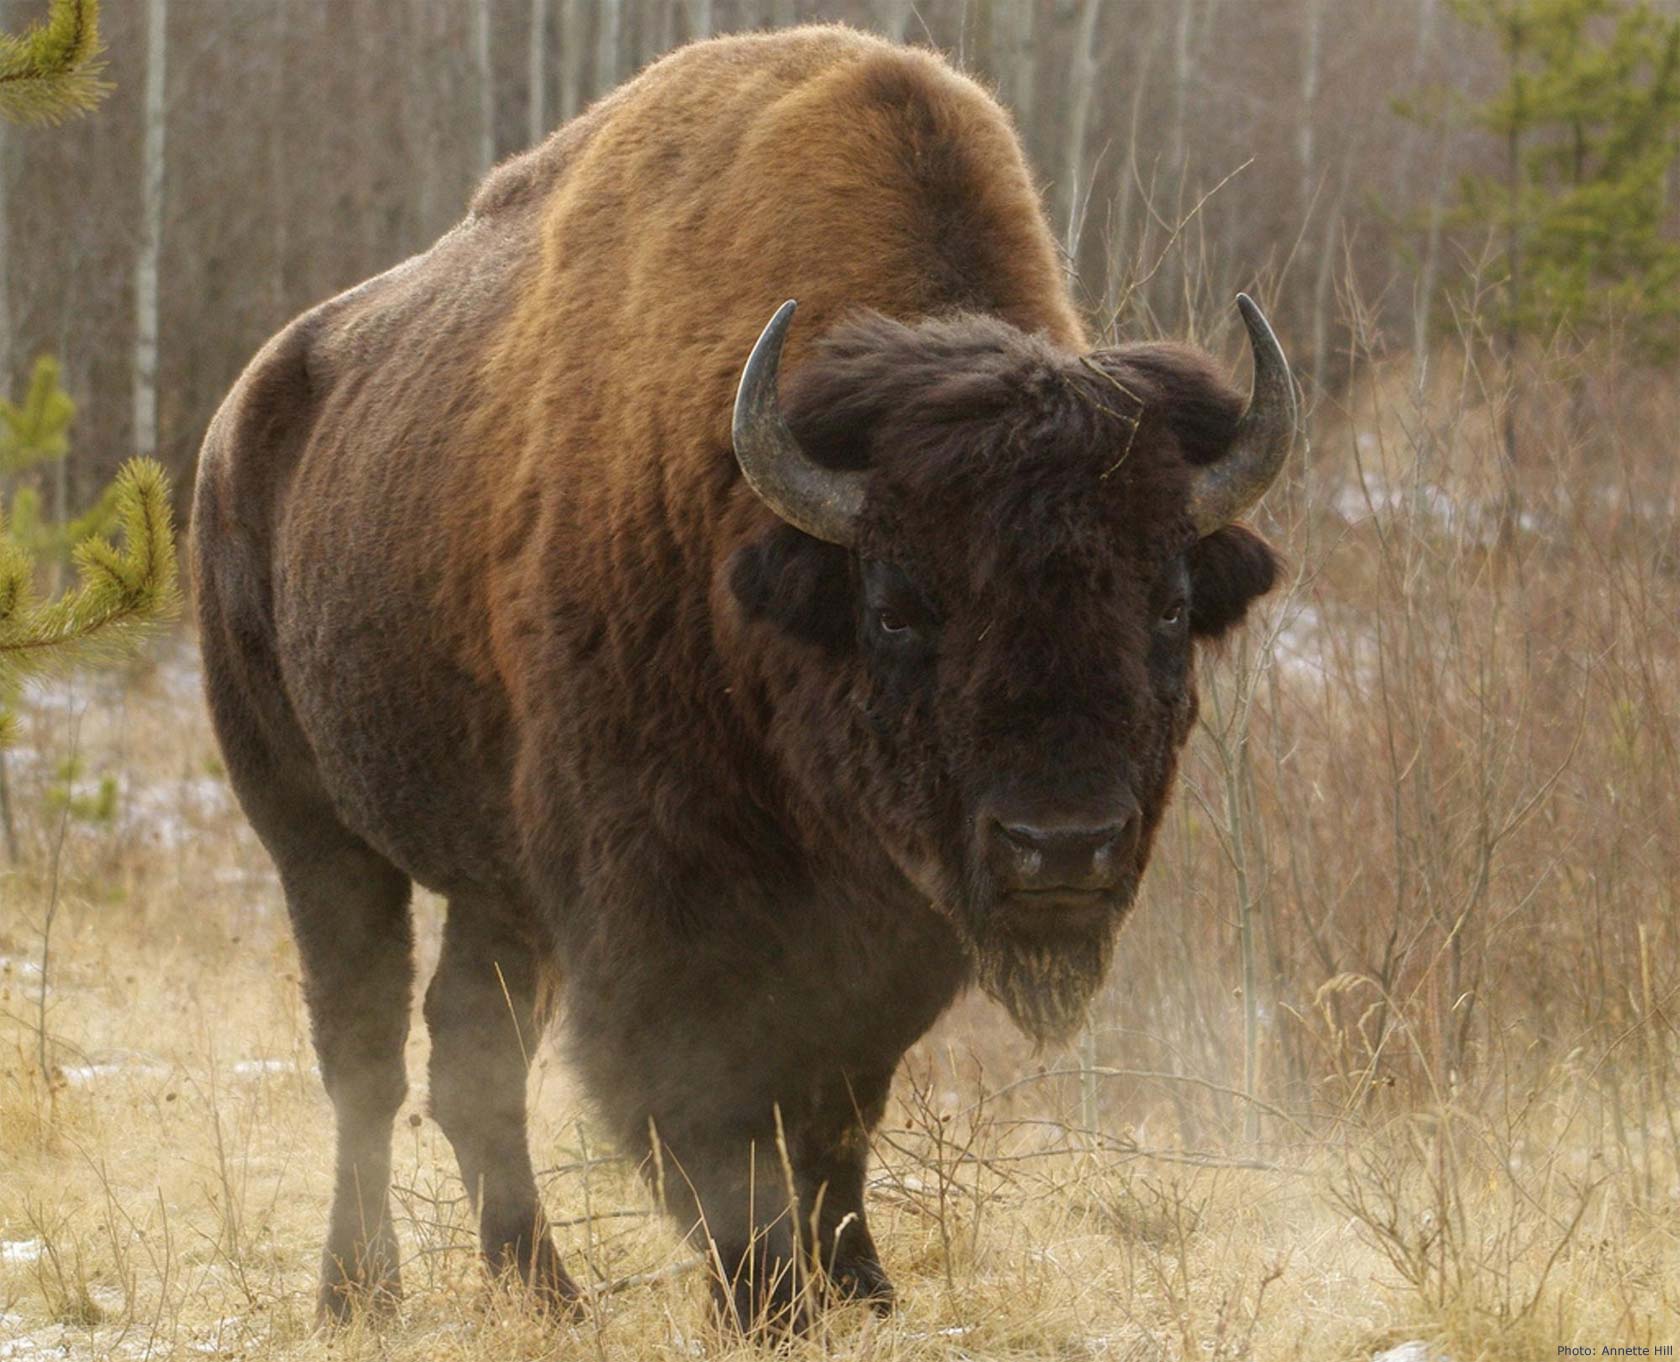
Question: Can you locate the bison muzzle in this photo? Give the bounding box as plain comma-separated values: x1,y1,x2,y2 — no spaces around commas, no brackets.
191,25,1297,1334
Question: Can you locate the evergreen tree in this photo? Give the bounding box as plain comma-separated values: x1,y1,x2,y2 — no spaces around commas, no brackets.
0,0,178,781
1444,0,1680,359
1,355,119,559
0,0,108,126
0,357,179,751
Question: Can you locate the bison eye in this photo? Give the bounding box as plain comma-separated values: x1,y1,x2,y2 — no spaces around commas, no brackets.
877,608,912,637
1158,601,1186,628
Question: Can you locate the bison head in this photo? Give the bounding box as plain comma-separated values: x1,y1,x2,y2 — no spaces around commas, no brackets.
729,299,1293,1043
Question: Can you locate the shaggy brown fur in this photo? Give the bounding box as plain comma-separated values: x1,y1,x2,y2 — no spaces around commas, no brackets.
191,25,1279,1330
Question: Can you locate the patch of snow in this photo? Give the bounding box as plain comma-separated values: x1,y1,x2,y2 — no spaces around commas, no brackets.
1265,595,1386,695
59,1060,170,1086
1271,602,1329,681
1333,474,1464,531
0,745,44,775
1080,1336,1170,1358
230,1058,311,1079
1331,473,1547,545
16,677,84,715
1373,1343,1452,1362
0,1241,43,1264
157,644,204,703
58,1063,126,1084
119,775,236,850
187,1317,247,1354
663,1327,706,1357
210,865,277,887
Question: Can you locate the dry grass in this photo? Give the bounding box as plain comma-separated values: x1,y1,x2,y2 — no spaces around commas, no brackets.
2,326,1677,1360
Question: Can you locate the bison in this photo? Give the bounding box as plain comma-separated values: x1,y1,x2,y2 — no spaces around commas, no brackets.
192,24,1296,1331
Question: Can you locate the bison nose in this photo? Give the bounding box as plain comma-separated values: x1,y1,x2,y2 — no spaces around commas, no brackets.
993,812,1140,893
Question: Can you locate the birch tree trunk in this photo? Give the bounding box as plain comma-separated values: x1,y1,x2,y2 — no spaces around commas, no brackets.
1392,0,1440,208
269,2,293,311
1059,0,1102,267
0,127,12,856
529,0,550,146
995,1,1036,154
1012,3,1036,147
965,0,993,74
1298,0,1325,397
1413,127,1450,389
133,0,169,465
1170,0,1193,175
560,0,587,119
1016,4,1036,130
1309,149,1354,405
474,0,496,176
1297,0,1323,228
597,0,622,91
1105,11,1165,327
1501,21,1524,486
877,0,914,42
650,0,676,61
0,124,11,392
1163,0,1197,327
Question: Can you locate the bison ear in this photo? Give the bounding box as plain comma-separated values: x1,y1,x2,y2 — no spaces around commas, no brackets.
1187,524,1280,640
728,523,854,652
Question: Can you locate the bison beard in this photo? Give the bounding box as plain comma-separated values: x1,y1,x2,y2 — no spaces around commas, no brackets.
959,863,1134,1045
975,920,1117,1045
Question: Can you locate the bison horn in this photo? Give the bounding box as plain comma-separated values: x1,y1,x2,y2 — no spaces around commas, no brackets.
732,300,866,547
1186,294,1299,537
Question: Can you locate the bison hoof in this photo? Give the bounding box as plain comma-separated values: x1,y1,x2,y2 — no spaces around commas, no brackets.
317,1248,402,1325
485,1235,584,1318
711,1256,810,1339
830,1256,895,1314
710,1249,897,1335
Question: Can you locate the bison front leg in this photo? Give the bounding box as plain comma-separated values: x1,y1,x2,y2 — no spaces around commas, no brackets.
424,905,579,1311
797,1069,895,1312
687,1141,890,1332
804,1153,893,1311
655,1136,809,1337
654,1072,897,1335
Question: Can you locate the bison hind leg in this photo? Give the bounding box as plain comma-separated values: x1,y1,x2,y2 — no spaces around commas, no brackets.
270,830,415,1324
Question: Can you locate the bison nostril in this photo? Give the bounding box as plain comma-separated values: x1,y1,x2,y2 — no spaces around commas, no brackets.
1002,821,1123,857
996,818,1133,891
1001,822,1049,853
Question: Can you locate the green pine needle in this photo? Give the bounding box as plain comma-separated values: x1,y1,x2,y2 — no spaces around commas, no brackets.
0,0,110,127
1,356,76,474
0,458,180,740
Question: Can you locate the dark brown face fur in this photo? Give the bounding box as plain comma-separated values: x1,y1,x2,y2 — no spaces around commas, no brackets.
731,312,1279,1042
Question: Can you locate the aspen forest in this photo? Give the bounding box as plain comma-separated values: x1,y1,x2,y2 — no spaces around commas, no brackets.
2,1,1679,1359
